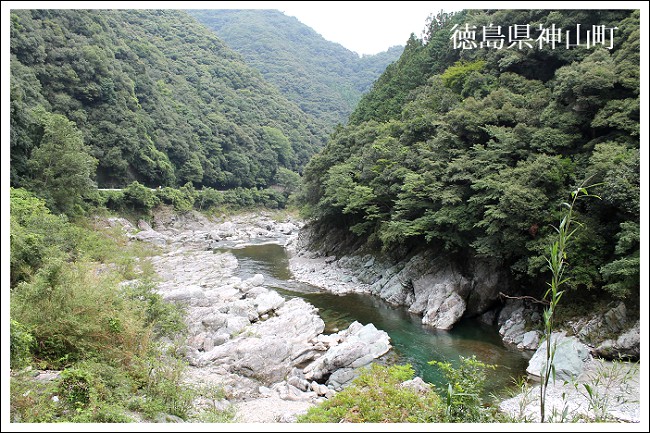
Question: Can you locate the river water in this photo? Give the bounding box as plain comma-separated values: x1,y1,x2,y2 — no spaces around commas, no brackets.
222,243,531,396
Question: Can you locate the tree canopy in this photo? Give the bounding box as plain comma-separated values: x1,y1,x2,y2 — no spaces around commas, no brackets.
300,9,640,300
189,9,403,129
10,9,326,190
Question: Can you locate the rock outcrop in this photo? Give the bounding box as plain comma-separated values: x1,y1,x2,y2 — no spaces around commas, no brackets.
289,229,508,331
288,225,640,362
497,299,542,350
568,302,640,360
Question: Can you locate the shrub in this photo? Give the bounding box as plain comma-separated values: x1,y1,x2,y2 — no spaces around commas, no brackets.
156,183,195,212
121,181,160,212
429,355,496,422
143,356,194,419
195,187,224,210
10,260,150,369
59,368,94,408
122,280,186,338
298,364,444,423
10,319,34,369
10,188,68,285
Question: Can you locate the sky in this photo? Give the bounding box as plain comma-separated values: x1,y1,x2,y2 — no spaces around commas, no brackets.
3,1,647,55
271,1,458,55
213,1,648,55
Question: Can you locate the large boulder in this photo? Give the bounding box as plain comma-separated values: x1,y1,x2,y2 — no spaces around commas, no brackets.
216,221,236,237
161,285,204,302
132,229,169,246
568,303,639,360
421,286,466,329
303,322,391,390
254,291,285,315
527,332,591,380
256,298,325,345
518,331,541,350
230,338,293,383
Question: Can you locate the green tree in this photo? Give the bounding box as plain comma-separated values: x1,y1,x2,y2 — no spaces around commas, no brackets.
25,109,98,214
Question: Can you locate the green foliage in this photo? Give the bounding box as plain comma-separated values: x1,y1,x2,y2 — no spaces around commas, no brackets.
10,186,173,371
122,281,186,338
300,9,639,304
440,60,486,94
98,183,292,217
23,108,98,215
195,187,224,210
189,9,403,129
9,355,203,423
10,259,150,369
157,183,196,213
142,357,194,419
10,9,326,190
10,319,34,370
10,372,61,422
429,356,496,422
10,188,66,285
600,222,639,298
59,368,94,408
10,187,132,286
8,190,205,423
298,364,444,423
121,181,160,213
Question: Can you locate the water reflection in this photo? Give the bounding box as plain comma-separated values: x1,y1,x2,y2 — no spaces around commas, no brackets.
221,243,530,395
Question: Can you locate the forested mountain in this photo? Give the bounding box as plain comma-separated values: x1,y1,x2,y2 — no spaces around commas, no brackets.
188,9,404,128
301,10,640,301
10,9,326,191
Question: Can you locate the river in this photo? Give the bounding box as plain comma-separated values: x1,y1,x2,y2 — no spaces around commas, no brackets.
221,242,531,396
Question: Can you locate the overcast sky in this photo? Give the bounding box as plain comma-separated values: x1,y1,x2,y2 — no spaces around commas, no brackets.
4,1,647,55
276,1,458,55
225,1,646,55
197,1,465,55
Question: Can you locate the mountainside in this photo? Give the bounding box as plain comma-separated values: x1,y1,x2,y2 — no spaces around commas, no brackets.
10,9,326,190
188,9,404,128
300,10,640,304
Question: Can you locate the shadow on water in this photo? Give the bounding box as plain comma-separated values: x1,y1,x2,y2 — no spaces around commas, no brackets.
219,243,530,396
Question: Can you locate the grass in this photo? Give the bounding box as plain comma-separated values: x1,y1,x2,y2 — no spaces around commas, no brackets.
9,190,234,422
298,364,445,423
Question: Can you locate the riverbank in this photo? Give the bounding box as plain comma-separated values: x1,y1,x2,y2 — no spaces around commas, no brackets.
285,219,642,423
122,208,392,422
500,358,640,422
126,208,641,423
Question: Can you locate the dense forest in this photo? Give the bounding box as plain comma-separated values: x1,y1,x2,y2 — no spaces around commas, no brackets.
189,9,403,128
300,10,640,302
10,9,326,193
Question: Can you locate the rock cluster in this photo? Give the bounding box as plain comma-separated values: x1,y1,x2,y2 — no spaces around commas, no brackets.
568,302,640,360
122,209,391,421
289,233,508,331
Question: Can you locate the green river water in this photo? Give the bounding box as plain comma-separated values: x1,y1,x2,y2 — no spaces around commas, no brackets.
222,243,531,396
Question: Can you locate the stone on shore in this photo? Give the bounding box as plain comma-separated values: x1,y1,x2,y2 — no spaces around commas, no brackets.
526,332,591,380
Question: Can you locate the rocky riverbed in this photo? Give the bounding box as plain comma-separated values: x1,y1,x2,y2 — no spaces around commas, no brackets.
115,208,641,423
112,209,391,422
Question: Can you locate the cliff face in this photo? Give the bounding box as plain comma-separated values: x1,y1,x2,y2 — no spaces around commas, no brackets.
288,224,640,360
288,223,509,330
